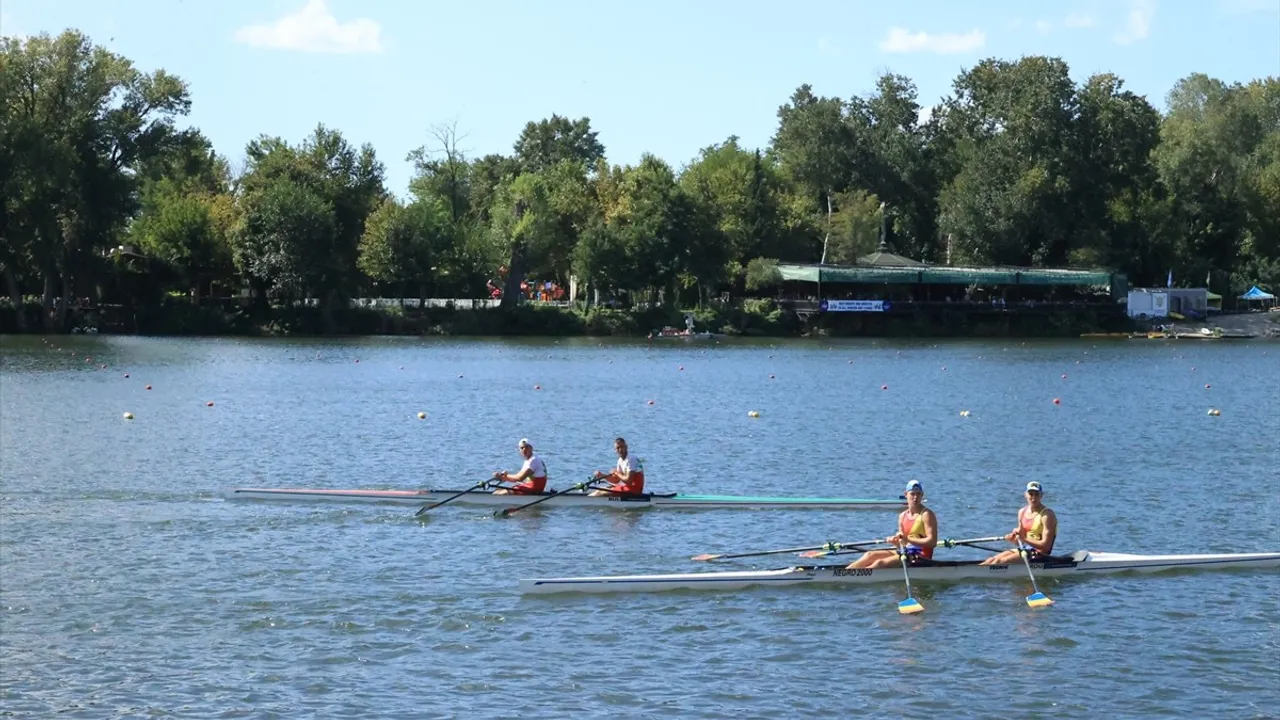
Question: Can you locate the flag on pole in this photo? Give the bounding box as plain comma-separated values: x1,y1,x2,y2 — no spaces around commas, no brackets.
1205,270,1211,288
1167,270,1173,288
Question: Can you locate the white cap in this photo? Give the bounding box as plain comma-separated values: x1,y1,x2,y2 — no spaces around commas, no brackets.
518,438,532,449
1026,481,1043,493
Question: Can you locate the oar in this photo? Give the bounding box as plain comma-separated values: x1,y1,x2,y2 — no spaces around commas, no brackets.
495,477,603,518
1016,539,1055,608
808,536,1006,559
796,539,891,558
691,538,886,562
415,478,496,516
897,545,924,614
939,536,1008,551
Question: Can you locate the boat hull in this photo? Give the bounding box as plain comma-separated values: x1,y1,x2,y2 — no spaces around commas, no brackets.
518,551,1280,594
225,487,905,510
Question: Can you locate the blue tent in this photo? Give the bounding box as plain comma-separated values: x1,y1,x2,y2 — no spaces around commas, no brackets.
1239,286,1276,300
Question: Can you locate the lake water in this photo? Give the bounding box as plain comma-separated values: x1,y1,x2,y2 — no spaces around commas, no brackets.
2,334,1278,718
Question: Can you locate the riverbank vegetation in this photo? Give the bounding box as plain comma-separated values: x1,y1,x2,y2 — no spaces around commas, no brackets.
2,29,1277,336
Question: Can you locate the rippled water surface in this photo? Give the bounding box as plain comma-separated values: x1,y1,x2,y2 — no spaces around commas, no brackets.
2,334,1278,718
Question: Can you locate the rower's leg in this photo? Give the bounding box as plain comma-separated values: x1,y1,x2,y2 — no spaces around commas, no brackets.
848,550,893,569
869,554,906,570
980,550,1016,566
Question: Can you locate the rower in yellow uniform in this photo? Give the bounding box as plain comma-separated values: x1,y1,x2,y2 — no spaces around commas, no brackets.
846,480,938,569
981,481,1058,565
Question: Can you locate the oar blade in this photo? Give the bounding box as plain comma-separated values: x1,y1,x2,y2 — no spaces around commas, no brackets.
690,553,720,562
797,550,829,559
898,597,925,614
1026,591,1054,608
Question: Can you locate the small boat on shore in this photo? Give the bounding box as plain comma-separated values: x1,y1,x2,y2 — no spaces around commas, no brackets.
225,487,906,510
518,550,1280,595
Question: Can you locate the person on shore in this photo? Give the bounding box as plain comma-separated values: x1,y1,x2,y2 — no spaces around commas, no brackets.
846,480,938,569
492,438,548,495
589,437,645,496
980,481,1058,565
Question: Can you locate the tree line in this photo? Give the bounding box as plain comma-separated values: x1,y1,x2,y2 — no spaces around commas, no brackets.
2,29,1277,332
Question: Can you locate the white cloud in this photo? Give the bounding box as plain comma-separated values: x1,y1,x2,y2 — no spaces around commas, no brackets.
1113,0,1156,45
879,27,986,54
233,0,383,54
1034,19,1053,33
817,36,842,57
1064,12,1096,27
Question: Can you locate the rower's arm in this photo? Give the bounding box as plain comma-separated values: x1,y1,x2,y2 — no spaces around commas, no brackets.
506,466,532,482
917,510,939,549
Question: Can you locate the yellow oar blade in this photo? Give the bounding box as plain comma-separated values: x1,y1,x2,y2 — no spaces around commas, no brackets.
898,597,924,614
1026,592,1054,608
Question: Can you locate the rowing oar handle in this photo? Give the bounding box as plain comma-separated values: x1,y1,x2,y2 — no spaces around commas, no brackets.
496,478,604,517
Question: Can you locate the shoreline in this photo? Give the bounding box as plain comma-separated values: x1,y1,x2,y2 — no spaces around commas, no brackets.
2,301,1138,339
6,298,1277,339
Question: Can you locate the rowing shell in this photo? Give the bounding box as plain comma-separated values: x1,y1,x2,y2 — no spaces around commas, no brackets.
225,487,906,510
518,551,1280,594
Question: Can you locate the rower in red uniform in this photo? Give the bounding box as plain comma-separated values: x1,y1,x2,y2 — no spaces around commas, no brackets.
492,438,548,495
845,480,938,569
589,437,644,496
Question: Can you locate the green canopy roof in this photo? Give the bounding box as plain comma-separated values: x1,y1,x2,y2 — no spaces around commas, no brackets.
776,263,1118,287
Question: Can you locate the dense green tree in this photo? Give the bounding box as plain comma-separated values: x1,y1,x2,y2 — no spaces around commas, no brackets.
771,85,855,264
4,25,1278,329
358,197,450,305
1,29,190,329
231,179,336,302
513,115,605,173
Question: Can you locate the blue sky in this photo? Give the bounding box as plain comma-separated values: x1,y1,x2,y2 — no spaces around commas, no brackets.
4,0,1278,197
